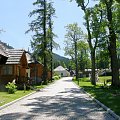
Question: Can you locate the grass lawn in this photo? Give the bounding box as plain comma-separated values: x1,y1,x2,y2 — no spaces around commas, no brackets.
74,76,120,116
0,84,48,107
0,90,33,106
0,78,59,107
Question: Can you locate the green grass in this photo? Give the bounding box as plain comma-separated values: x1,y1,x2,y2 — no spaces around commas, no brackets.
0,79,57,107
34,84,47,89
0,84,49,107
0,90,33,106
99,76,112,82
73,77,120,116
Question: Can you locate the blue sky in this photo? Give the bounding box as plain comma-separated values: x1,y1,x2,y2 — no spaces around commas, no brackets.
0,0,94,57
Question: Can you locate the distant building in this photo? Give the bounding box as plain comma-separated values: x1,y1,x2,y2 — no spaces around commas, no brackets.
54,66,70,77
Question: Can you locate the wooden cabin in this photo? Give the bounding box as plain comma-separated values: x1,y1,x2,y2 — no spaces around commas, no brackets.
26,52,44,84
0,49,28,90
26,52,51,84
0,44,52,90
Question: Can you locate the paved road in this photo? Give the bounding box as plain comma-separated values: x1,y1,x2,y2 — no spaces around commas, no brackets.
0,77,116,120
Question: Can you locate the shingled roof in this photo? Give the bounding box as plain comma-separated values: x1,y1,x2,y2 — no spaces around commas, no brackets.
0,44,9,57
25,52,35,64
6,49,25,64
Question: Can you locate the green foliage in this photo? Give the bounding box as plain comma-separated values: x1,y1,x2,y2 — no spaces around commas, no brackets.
96,49,110,69
27,0,57,62
73,76,120,116
53,53,70,68
5,82,17,94
52,75,60,80
64,23,85,59
64,23,87,80
27,0,57,83
53,71,61,77
72,76,76,81
72,1,101,85
77,41,90,70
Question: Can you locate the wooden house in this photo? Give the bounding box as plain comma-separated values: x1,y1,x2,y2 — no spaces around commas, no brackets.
26,52,44,84
0,48,28,90
26,52,51,84
0,43,51,90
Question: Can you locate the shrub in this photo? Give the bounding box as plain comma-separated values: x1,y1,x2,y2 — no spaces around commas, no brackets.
72,77,76,81
5,81,17,94
53,75,60,80
58,75,61,79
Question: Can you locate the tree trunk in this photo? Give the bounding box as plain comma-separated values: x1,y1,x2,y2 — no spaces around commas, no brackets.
106,0,120,87
50,53,53,82
75,40,78,82
50,25,53,82
110,45,119,86
91,50,96,85
43,0,47,85
85,11,96,85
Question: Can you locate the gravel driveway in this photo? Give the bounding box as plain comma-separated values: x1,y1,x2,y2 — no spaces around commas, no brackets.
0,77,116,120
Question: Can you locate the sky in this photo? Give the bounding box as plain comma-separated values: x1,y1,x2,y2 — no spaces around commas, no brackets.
0,0,95,58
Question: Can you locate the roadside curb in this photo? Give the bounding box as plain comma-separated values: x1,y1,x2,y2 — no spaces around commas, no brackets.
73,81,120,120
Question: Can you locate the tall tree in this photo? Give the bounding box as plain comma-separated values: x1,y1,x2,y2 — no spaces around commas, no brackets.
26,0,54,84
47,2,56,81
101,0,120,86
64,23,84,81
27,0,58,84
73,1,102,85
71,0,120,86
42,0,47,84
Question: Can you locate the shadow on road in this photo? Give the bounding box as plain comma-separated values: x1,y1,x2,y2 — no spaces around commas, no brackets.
0,85,114,120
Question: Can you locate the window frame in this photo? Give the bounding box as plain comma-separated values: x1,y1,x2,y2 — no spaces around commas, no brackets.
2,65,13,75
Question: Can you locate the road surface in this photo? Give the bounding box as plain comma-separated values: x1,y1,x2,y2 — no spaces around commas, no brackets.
0,77,116,120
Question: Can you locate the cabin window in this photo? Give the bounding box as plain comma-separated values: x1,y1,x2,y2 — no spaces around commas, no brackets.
17,66,20,76
2,65,13,75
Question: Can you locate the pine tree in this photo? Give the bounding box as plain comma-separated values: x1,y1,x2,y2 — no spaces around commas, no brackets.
26,0,57,84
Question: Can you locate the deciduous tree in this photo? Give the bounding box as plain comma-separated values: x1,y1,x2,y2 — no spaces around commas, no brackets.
101,0,120,86
73,0,102,85
64,23,84,81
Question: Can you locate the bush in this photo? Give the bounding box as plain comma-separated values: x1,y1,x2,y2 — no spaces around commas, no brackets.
52,75,60,80
72,77,76,81
5,81,17,94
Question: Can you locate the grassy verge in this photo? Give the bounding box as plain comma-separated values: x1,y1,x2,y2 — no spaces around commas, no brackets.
73,76,120,116
0,83,47,107
0,78,58,107
0,90,33,106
